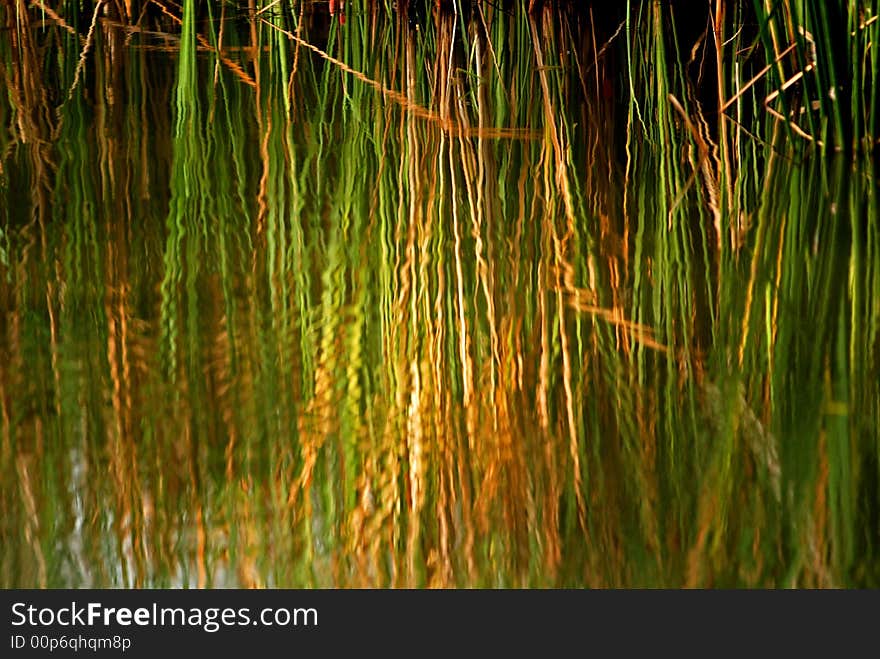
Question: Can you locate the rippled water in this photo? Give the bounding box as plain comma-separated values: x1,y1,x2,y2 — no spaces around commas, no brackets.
1,4,878,587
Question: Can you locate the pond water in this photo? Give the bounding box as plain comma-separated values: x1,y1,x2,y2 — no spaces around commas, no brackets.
1,3,878,587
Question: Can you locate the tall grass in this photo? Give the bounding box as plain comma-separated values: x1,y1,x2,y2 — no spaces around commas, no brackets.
0,1,877,587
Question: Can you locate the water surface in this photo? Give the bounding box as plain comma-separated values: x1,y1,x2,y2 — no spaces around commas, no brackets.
1,3,878,587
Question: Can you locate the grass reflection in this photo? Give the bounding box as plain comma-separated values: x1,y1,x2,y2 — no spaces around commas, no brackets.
0,2,877,587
